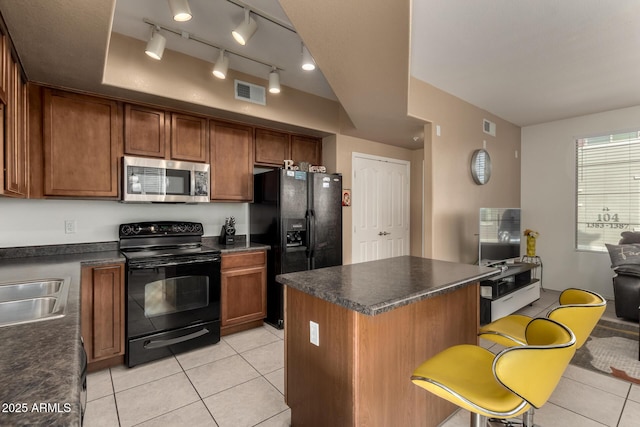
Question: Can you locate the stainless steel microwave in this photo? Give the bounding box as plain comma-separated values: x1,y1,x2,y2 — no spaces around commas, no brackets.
122,156,210,203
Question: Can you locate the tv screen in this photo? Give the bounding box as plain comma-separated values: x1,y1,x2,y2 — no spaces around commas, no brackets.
479,208,521,265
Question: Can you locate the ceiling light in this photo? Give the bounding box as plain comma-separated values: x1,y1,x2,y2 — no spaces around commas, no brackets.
213,50,229,79
168,0,192,22
232,9,257,46
301,45,316,71
145,27,166,60
269,68,281,94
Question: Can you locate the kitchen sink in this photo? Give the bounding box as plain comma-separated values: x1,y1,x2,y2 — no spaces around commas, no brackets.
0,279,64,302
0,278,70,327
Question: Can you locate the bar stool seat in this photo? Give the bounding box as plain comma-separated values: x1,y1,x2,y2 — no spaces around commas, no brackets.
412,318,576,427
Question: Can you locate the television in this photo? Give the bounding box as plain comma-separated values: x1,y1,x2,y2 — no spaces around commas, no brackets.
478,208,521,266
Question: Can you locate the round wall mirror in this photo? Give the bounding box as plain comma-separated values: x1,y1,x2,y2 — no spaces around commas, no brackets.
471,149,491,185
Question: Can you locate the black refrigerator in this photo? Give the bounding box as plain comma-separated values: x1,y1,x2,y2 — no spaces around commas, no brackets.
250,169,343,328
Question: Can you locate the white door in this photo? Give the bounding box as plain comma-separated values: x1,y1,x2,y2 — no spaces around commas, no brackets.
352,154,410,263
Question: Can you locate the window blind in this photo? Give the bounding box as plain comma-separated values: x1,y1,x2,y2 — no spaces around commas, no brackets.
576,131,640,251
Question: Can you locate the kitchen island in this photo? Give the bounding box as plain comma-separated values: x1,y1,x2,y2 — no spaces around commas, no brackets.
276,256,498,427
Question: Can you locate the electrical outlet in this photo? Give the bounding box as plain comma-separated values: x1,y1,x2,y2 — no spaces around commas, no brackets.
309,321,319,346
64,220,76,234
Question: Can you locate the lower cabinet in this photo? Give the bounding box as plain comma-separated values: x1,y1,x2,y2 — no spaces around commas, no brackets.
221,250,267,336
81,262,125,371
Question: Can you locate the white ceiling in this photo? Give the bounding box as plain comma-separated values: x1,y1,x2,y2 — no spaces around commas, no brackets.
0,0,638,147
411,0,640,127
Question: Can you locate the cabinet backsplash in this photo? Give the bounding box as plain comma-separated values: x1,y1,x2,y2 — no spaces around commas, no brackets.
0,198,248,248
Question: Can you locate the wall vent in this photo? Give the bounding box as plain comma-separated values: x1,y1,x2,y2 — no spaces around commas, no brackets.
234,80,266,105
483,119,496,137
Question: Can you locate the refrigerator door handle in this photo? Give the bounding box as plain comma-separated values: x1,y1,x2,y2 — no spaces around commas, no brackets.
308,209,316,269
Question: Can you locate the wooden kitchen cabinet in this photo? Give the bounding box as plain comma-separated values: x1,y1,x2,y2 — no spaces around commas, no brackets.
1,51,28,197
124,103,168,158
0,33,9,105
254,128,289,167
124,105,207,162
171,113,207,162
221,250,267,336
81,263,125,370
42,89,121,198
209,120,253,201
290,134,322,165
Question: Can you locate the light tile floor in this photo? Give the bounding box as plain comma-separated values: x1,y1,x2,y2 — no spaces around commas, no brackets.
85,289,640,427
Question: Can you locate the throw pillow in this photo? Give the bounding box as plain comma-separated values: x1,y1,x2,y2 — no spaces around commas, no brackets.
618,231,640,244
605,243,640,267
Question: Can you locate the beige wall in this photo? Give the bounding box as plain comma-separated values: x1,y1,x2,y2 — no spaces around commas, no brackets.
408,78,521,263
522,105,640,299
333,134,423,265
104,33,340,135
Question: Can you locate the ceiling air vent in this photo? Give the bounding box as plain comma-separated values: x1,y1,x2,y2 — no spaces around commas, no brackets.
234,80,266,106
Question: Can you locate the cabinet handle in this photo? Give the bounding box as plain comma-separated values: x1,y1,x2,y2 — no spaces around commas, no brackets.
378,231,390,236
501,296,513,302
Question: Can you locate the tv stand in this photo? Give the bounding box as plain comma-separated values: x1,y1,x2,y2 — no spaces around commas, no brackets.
479,262,540,324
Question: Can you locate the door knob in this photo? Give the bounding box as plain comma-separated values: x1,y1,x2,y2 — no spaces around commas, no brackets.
378,231,390,236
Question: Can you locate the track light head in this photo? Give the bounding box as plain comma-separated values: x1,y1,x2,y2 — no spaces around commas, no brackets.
269,68,281,94
168,0,192,22
232,9,257,46
301,45,316,71
213,50,229,79
145,27,166,60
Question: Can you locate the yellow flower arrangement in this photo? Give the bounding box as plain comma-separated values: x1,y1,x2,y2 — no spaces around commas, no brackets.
523,229,539,256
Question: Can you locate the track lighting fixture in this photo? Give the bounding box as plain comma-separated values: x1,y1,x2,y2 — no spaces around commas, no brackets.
212,50,229,79
269,68,281,94
301,44,316,71
168,0,192,22
145,26,166,60
232,9,257,46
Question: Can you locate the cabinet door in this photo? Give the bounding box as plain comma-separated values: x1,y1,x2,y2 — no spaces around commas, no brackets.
43,89,120,197
210,121,253,201
0,33,8,104
81,264,125,363
221,265,267,327
255,128,289,166
291,135,322,165
124,104,168,158
2,56,27,197
171,113,207,162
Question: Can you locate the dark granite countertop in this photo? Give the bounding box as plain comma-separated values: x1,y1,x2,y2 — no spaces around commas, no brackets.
203,236,270,254
276,256,499,316
0,250,123,426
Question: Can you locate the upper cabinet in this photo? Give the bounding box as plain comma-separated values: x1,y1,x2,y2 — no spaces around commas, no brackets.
171,113,207,162
1,36,28,198
210,121,253,201
254,128,322,167
291,134,322,166
0,33,8,105
42,89,121,198
255,128,290,166
124,104,168,158
123,104,207,163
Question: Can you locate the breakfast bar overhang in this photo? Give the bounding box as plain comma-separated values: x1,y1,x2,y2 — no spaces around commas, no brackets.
276,256,499,427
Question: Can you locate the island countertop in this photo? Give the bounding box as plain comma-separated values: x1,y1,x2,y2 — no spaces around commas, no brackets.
276,255,499,316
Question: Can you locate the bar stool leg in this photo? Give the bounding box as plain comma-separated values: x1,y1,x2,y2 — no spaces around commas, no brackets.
469,412,488,427
522,407,537,427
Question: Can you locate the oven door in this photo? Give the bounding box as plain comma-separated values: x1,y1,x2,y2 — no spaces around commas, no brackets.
126,255,221,367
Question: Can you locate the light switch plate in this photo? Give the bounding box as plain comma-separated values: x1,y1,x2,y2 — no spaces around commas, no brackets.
310,321,319,346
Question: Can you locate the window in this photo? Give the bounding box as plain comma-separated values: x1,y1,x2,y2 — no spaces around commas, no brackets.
576,130,640,251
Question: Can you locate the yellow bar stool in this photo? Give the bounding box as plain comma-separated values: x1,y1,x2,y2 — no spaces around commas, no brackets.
411,318,576,427
479,288,606,348
477,288,605,426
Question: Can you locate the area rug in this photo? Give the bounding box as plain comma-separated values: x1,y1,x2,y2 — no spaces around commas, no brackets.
570,318,640,384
